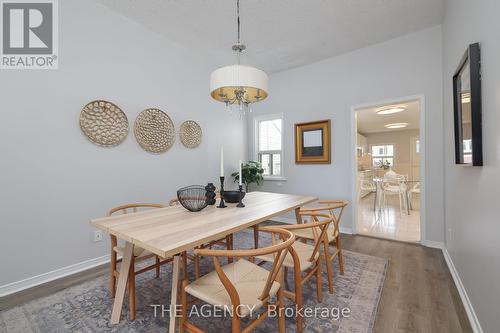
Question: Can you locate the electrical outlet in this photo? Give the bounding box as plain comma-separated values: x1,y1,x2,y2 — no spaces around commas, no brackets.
447,228,452,242
94,230,103,242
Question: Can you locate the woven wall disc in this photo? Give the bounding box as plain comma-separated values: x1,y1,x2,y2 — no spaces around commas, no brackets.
134,108,175,153
79,100,129,147
179,120,202,148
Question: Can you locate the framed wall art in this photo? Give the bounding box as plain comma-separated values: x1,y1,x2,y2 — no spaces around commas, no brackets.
295,119,331,164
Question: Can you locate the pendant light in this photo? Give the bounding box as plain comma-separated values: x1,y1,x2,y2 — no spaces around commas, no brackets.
210,0,268,117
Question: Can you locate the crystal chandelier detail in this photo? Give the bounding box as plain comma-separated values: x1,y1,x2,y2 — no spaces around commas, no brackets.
210,0,269,117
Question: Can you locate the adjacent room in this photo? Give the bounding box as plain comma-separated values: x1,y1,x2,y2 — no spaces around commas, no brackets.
1,0,499,332
356,100,421,243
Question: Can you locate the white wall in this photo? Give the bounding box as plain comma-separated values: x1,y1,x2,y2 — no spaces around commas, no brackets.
443,0,500,331
248,26,444,242
0,0,246,287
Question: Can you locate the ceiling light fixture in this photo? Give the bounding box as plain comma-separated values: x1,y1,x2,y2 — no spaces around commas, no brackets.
461,92,471,104
209,0,268,117
376,105,406,115
384,123,409,129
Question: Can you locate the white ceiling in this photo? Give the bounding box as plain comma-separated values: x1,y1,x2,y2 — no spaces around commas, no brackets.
96,0,445,73
356,100,420,134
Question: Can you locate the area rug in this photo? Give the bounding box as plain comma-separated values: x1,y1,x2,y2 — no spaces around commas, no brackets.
0,230,387,333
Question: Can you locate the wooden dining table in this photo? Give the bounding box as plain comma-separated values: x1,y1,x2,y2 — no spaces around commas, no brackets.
90,191,316,332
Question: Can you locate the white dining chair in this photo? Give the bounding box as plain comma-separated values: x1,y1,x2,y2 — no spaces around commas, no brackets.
381,175,408,216
409,182,420,210
359,173,379,212
384,169,398,179
359,177,376,195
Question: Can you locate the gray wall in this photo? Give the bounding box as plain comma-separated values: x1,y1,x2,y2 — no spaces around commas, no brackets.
443,0,500,331
0,0,246,286
248,26,444,243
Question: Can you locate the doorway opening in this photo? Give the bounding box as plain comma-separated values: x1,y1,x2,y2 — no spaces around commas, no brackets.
352,97,423,243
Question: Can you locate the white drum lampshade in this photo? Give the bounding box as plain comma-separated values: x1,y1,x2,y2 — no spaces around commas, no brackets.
210,65,269,104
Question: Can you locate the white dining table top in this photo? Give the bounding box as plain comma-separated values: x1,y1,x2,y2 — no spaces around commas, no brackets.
90,191,317,258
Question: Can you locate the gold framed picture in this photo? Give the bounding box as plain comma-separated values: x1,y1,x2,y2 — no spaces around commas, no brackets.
295,119,331,164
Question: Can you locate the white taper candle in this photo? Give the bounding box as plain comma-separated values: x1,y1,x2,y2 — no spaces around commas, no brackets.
220,146,224,177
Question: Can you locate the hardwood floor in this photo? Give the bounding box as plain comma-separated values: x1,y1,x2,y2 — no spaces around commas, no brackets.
1,234,472,333
342,234,472,333
0,264,108,311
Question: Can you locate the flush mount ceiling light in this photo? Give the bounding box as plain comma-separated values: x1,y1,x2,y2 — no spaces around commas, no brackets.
210,0,268,117
385,123,409,129
376,105,406,115
461,92,471,104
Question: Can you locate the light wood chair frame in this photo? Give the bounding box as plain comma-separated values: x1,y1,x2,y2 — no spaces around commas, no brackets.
169,198,234,279
257,212,333,333
299,200,348,294
108,203,174,321
179,227,295,333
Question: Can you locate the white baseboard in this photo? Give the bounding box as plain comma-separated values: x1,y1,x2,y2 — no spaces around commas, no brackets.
0,254,109,297
422,240,444,249
442,248,483,333
339,227,353,235
270,216,353,235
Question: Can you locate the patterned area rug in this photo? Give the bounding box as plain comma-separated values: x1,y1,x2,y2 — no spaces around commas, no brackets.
0,230,387,333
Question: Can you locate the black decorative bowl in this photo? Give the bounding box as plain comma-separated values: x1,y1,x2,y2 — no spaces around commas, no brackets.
222,190,246,203
177,185,208,212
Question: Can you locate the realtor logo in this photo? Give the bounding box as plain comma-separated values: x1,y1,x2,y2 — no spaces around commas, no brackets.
1,0,58,69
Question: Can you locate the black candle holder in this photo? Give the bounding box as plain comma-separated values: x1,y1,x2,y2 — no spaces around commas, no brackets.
236,184,245,208
205,183,216,205
218,176,227,208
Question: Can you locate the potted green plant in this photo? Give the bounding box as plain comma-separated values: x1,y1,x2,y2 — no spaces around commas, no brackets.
231,160,264,192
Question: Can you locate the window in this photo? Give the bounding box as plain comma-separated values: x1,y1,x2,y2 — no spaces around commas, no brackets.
256,115,283,178
371,144,394,168
463,139,472,163
463,139,472,153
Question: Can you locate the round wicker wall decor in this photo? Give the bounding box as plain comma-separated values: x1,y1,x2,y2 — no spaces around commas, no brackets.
179,120,202,148
134,108,175,153
79,100,129,147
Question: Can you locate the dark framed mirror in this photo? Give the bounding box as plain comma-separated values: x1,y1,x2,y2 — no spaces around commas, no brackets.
453,43,482,166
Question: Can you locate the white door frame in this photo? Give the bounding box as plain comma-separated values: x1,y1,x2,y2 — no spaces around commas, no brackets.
350,94,426,244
